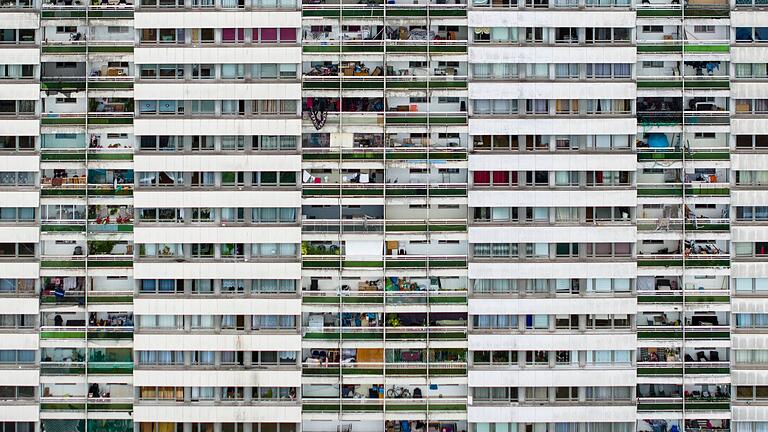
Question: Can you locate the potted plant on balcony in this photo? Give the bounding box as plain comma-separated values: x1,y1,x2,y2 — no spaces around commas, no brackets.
387,314,401,327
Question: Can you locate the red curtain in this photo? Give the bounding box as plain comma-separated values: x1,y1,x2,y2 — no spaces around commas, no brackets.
473,171,490,185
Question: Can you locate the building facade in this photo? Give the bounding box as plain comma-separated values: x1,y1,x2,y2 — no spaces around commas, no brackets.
0,0,763,431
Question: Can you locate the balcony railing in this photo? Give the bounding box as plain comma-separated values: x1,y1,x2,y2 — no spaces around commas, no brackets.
636,75,730,89
302,3,466,18
88,76,135,90
637,39,730,54
302,290,468,305
301,218,466,234
303,325,467,340
41,40,134,54
302,254,468,269
301,147,466,161
636,3,728,17
636,146,730,161
637,289,729,304
302,361,467,376
304,111,467,129
40,112,134,125
303,75,467,91
41,254,134,268
637,325,730,340
40,324,134,340
302,182,467,197
40,361,86,375
637,182,730,197
41,396,133,411
302,397,466,412
636,217,730,232
637,361,730,376
636,253,730,268
303,40,467,54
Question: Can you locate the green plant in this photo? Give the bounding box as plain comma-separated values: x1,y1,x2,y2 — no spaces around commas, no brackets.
387,314,401,327
89,240,118,255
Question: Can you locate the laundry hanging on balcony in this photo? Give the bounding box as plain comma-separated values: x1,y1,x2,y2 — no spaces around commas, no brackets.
306,97,329,130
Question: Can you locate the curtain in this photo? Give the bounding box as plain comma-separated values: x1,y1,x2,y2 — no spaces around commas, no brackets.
614,63,630,77
278,315,296,328
474,243,491,256
259,28,277,42
279,28,297,42
473,63,491,78
476,315,491,328
474,100,491,114
490,27,509,42
492,171,509,184
474,171,491,184
492,99,510,114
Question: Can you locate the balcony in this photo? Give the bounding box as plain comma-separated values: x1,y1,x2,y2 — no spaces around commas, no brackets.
88,76,134,90
302,40,467,55
636,2,728,17
637,183,730,197
41,1,135,18
40,111,134,125
302,397,466,413
301,147,466,161
305,111,467,130
41,41,134,55
637,326,730,340
637,39,730,54
41,172,87,197
87,290,134,304
302,218,466,234
303,75,467,91
41,396,133,412
41,361,86,375
637,361,730,376
637,217,730,232
40,320,133,340
636,76,730,90
303,361,466,377
41,281,86,304
302,254,467,269
302,183,467,197
0,0,33,8
637,255,730,268
302,3,466,19
40,241,133,268
302,290,468,305
636,147,730,161
302,325,467,341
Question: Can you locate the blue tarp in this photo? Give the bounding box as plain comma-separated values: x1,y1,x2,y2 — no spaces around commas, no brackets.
648,133,670,148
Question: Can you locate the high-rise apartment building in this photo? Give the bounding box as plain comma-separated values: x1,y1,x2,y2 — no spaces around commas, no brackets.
0,0,763,430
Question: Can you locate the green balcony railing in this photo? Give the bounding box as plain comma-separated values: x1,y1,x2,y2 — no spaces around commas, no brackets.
40,151,87,161
88,361,133,374
87,152,134,161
